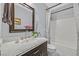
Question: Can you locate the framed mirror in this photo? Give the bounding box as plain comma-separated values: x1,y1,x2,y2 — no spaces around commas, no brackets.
9,3,34,33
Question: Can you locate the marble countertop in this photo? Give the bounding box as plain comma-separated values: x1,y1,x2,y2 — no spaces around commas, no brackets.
1,38,47,56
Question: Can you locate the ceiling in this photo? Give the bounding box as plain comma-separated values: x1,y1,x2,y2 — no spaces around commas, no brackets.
45,3,58,8
27,3,61,10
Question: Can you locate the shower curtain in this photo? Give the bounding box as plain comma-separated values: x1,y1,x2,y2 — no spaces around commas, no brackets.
46,10,52,44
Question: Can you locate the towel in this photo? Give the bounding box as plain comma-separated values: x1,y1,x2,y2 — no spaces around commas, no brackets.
2,3,13,25
7,3,13,25
2,3,9,23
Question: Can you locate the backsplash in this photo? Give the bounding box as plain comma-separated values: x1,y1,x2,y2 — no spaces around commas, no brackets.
2,32,32,43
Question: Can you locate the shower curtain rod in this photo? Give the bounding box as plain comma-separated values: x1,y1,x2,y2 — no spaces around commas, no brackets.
46,3,62,10
51,6,73,14
19,3,33,10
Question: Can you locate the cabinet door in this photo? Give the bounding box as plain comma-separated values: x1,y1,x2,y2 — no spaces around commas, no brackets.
41,42,48,56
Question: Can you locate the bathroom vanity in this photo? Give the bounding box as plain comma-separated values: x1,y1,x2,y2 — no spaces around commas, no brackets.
1,38,48,56
21,41,47,56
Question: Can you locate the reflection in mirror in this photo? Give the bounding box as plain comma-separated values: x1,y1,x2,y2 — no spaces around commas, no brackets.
9,3,34,33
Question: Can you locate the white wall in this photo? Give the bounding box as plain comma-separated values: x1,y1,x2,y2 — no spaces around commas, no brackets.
33,3,46,37
0,3,47,43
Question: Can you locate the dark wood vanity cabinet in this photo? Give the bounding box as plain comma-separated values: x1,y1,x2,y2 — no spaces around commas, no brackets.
22,42,48,56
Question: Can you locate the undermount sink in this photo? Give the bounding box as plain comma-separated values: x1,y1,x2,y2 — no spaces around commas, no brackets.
19,37,34,43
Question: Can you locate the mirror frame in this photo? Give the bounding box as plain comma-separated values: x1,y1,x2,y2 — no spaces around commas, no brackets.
9,3,35,33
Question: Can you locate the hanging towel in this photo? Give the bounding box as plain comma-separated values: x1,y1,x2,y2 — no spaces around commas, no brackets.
2,3,9,23
2,3,13,25
7,3,13,25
